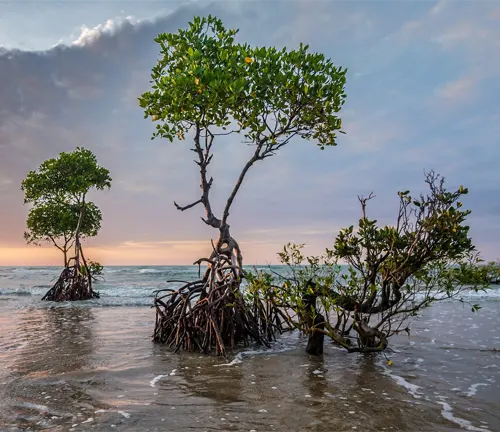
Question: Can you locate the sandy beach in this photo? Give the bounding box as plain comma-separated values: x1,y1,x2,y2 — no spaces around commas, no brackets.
1,266,499,431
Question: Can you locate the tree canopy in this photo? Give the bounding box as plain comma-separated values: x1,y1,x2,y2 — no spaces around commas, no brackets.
139,14,348,250
21,147,111,293
139,14,347,149
24,201,102,265
22,147,111,205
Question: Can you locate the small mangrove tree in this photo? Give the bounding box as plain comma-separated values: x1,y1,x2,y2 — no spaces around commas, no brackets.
250,172,490,355
21,147,111,301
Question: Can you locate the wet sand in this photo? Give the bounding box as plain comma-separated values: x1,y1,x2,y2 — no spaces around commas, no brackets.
1,302,499,432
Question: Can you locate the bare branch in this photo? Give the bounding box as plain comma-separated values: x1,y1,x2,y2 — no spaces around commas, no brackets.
176,125,222,229
48,235,65,253
357,192,375,219
221,145,262,226
174,199,203,211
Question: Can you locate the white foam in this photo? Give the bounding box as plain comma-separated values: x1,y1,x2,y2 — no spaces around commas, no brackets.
150,374,168,387
217,350,264,366
381,366,422,399
94,409,131,419
137,268,162,274
438,402,490,432
466,383,488,397
216,345,294,367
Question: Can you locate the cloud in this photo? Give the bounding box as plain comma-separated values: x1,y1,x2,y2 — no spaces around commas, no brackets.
342,112,406,153
0,0,498,264
72,16,142,47
433,22,489,49
429,0,447,16
434,76,477,104
397,1,500,74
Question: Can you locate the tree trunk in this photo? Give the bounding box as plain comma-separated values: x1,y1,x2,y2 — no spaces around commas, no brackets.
152,222,283,355
152,126,284,355
306,313,325,355
42,201,99,302
302,283,325,356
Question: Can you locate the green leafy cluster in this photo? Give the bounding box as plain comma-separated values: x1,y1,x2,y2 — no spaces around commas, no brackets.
328,174,486,314
80,260,104,279
22,147,111,204
246,173,491,351
139,15,347,148
482,261,500,284
24,202,101,246
21,147,111,264
452,260,500,286
334,181,474,281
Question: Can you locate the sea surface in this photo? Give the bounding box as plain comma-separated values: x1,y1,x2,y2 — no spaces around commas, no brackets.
0,266,499,432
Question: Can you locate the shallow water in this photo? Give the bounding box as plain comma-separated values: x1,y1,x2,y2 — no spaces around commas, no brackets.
1,266,500,431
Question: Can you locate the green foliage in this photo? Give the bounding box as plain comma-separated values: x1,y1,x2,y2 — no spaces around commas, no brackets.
21,147,111,264
21,147,111,204
88,260,104,276
24,201,101,247
334,172,475,281
248,173,490,352
80,260,104,279
277,243,339,298
474,261,500,285
243,269,276,303
139,15,347,148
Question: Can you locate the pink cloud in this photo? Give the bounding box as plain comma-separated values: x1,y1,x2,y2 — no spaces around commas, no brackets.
435,76,477,104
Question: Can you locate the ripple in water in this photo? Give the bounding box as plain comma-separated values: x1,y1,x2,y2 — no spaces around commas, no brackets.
0,267,499,431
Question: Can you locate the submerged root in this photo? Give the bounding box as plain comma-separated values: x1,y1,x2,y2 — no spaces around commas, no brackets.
42,262,100,302
345,319,388,353
153,251,284,356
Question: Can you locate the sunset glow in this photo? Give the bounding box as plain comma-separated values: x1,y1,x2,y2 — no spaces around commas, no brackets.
0,0,498,265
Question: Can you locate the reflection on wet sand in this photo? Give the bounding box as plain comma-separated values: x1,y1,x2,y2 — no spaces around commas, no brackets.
1,307,111,430
0,304,499,432
145,343,450,432
15,307,95,374
175,353,245,403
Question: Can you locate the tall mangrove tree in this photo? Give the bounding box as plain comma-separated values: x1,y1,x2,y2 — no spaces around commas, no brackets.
139,15,347,354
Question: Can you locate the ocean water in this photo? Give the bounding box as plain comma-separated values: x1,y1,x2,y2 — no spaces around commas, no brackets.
0,266,499,431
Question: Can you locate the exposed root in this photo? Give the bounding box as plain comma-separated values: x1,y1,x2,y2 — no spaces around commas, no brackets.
42,256,99,302
153,249,284,356
345,319,388,353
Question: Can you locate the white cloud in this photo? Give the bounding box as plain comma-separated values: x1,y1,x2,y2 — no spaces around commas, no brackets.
433,22,490,49
72,16,142,47
429,0,447,17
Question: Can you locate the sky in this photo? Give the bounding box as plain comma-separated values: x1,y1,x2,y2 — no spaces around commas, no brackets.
0,0,499,266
